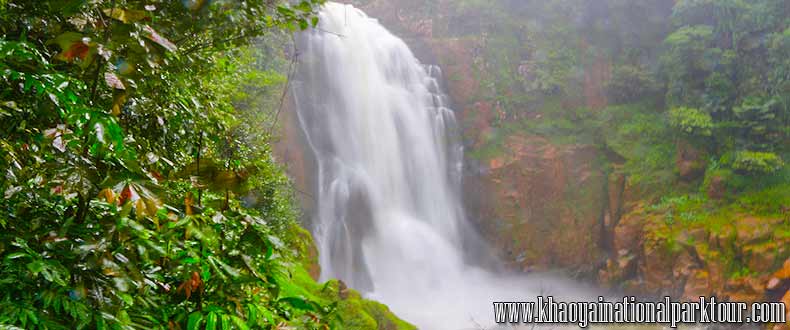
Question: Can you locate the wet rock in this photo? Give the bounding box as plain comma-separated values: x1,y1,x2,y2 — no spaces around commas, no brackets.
769,278,782,290
338,280,350,300
599,251,638,286
724,276,766,302
676,140,706,182
641,238,678,295
735,216,782,244
744,242,779,273
682,270,710,301
706,259,726,296
612,205,645,253
468,135,606,275
767,259,790,301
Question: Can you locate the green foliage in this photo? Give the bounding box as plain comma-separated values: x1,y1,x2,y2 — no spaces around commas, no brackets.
728,151,784,175
599,104,676,188
668,107,713,137
731,96,785,150
452,0,789,198
662,0,790,168
0,0,391,329
661,25,716,107
735,184,790,216
702,166,741,194
648,194,709,225
606,65,660,104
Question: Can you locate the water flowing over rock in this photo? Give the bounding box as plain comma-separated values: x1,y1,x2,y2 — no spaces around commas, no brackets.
290,3,597,328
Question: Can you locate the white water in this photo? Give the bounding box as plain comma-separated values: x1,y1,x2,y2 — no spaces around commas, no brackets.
292,3,599,329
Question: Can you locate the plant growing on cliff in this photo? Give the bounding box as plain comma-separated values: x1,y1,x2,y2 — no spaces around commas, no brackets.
728,151,784,175
661,0,790,175
607,65,660,104
668,107,714,137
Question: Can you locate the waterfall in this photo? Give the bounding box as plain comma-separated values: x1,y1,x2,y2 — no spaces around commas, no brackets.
291,3,596,329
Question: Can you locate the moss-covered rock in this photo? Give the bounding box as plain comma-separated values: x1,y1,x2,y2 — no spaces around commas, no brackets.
600,193,790,304
280,224,416,330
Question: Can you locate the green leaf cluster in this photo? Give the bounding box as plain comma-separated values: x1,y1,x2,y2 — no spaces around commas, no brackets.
668,107,713,137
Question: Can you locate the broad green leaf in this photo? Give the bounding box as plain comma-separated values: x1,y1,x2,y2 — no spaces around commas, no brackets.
26,260,44,274
205,312,217,330
4,252,28,260
229,316,249,330
278,296,319,312
186,311,203,330
220,315,231,330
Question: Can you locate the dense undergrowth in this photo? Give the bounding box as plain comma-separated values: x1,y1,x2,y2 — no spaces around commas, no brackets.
0,1,412,329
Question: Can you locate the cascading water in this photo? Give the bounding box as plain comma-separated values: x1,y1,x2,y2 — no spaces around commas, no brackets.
291,3,598,329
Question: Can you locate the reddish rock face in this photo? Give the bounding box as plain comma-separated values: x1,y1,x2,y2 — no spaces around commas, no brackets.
464,135,608,275
599,206,790,304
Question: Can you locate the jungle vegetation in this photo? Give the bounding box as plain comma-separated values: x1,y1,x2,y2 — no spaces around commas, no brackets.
0,0,410,329
446,0,789,207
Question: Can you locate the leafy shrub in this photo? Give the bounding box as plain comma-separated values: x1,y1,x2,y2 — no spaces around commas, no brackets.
668,107,713,137
728,151,784,175
701,166,751,197
661,25,715,105
732,96,784,150
648,194,708,225
594,104,677,189
607,65,660,104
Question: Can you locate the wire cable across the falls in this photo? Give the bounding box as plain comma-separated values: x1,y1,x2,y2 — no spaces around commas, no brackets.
267,36,299,135
267,27,344,136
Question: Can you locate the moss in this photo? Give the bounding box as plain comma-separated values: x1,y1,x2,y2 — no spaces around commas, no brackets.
283,223,322,280
637,187,790,281
362,301,417,330
465,127,507,161
334,299,379,330
278,229,416,330
735,185,790,216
